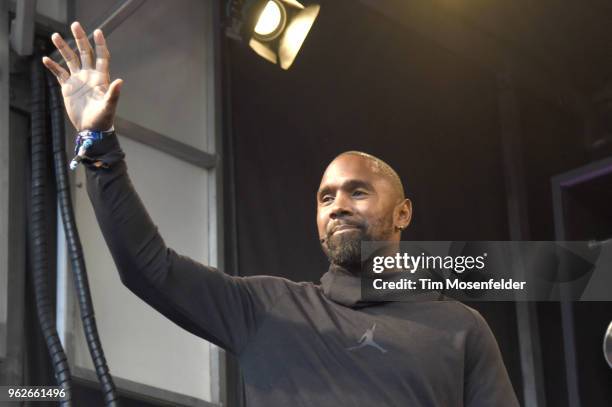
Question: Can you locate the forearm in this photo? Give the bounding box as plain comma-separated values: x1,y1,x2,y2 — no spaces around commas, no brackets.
83,133,168,288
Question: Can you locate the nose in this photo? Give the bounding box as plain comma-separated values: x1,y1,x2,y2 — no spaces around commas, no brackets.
329,192,353,220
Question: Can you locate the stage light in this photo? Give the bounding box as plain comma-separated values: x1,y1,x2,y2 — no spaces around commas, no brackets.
254,1,286,38
227,0,320,70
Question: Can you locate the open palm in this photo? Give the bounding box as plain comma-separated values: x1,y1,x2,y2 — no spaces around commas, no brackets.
43,22,122,132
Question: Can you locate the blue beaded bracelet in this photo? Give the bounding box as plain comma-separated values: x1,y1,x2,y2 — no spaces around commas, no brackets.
70,129,114,170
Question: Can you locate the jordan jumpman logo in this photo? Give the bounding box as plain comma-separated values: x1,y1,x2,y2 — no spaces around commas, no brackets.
347,323,387,353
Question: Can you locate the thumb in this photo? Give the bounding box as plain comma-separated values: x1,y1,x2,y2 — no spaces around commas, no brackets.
104,78,123,106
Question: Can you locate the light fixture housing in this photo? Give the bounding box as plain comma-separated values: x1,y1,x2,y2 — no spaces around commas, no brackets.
227,0,320,70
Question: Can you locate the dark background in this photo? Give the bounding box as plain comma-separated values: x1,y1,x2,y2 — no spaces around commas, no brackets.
224,1,612,406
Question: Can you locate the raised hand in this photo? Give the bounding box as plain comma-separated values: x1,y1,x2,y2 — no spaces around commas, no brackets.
42,22,123,132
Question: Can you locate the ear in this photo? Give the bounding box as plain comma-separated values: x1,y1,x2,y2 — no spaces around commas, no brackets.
394,198,413,231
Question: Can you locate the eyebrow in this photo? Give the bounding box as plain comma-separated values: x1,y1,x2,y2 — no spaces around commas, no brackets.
317,179,374,200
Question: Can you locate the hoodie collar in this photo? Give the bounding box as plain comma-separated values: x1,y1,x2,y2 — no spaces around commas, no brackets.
320,264,444,308
320,264,378,308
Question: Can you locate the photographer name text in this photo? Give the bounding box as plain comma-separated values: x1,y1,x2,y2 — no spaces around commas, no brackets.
372,278,526,291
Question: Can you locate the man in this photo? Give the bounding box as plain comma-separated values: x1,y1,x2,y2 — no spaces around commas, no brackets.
43,22,519,407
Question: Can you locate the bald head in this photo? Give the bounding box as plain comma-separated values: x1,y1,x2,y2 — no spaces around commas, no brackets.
333,151,405,203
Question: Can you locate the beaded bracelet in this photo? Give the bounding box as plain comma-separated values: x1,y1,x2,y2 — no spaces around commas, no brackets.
69,128,114,170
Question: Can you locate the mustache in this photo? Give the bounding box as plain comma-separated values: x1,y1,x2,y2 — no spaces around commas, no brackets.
321,219,365,242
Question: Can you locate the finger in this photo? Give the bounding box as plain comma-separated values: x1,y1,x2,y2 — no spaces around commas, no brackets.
71,22,94,69
51,33,80,74
42,56,70,84
94,29,110,76
103,78,123,106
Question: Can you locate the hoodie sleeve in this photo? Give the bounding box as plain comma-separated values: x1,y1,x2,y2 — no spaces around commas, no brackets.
464,309,520,407
82,132,288,355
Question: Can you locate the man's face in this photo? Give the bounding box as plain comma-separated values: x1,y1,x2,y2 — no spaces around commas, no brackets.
316,154,404,269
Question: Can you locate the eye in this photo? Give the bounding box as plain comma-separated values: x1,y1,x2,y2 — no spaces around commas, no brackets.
321,194,334,204
352,190,367,197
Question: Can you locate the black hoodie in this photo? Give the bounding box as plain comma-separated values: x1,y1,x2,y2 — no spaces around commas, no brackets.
83,133,520,407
